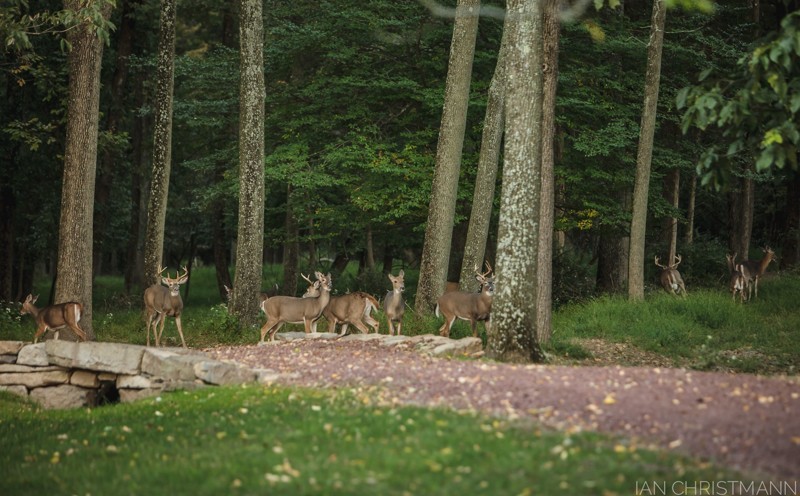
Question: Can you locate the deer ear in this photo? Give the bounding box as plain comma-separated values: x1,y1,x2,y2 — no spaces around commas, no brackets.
398,270,404,277
32,294,39,304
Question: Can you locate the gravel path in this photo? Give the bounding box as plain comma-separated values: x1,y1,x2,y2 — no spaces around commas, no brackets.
207,338,800,480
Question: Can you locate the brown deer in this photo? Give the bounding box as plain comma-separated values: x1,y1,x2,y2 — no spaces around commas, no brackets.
383,270,405,336
259,272,332,342
654,255,687,297
726,253,748,303
302,275,380,336
143,266,189,348
435,262,494,338
738,246,776,300
20,294,89,343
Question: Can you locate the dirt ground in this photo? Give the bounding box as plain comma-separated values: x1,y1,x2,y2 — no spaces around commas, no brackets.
207,338,800,481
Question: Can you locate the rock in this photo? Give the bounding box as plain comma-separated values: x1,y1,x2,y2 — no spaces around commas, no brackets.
0,341,24,355
274,332,339,341
70,370,100,388
119,388,161,403
46,341,146,375
430,337,484,357
0,370,70,388
194,360,257,386
117,374,156,389
140,348,208,381
29,385,93,409
16,343,49,366
0,385,28,398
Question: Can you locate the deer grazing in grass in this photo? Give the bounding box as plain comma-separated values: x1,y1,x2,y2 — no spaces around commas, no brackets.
726,253,748,303
383,270,405,336
20,294,89,343
259,272,332,342
302,275,380,336
738,246,776,301
654,255,687,297
435,261,494,338
143,266,189,348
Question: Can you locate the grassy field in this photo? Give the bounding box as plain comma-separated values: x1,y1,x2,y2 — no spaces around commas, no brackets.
0,386,744,496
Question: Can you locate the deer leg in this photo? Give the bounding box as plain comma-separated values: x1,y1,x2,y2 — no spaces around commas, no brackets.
386,320,395,336
68,322,89,341
470,320,478,338
157,314,168,347
33,324,48,344
175,315,187,348
260,318,278,342
396,320,402,336
351,320,369,335
364,313,379,334
439,317,454,338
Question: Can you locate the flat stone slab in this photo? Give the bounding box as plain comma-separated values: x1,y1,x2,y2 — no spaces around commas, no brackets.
29,384,93,409
275,332,339,341
0,370,70,388
16,343,49,366
141,348,209,382
0,341,24,355
46,341,146,375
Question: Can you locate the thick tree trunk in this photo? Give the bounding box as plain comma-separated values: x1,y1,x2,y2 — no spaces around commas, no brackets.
458,11,507,292
54,0,113,339
628,0,666,301
536,0,560,344
487,0,545,363
596,232,629,293
143,0,176,287
230,0,266,329
728,172,754,258
415,0,480,314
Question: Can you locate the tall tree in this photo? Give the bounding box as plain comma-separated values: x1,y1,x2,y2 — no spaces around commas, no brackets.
415,0,481,313
535,0,560,344
54,0,114,339
142,0,176,287
487,0,545,363
628,0,666,301
229,0,265,328
458,14,508,291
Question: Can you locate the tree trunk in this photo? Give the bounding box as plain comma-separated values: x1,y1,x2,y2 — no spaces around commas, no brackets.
627,0,666,301
458,10,507,292
282,186,299,296
662,168,679,263
596,232,629,293
230,0,266,329
142,0,176,287
728,172,754,258
0,174,13,301
685,173,696,244
415,0,480,314
535,0,560,344
124,70,147,295
54,0,113,340
487,0,545,364
365,225,376,270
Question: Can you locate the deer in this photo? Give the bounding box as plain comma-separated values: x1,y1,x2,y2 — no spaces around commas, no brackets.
302,275,380,336
383,270,405,336
726,253,748,303
143,266,189,348
738,246,776,300
259,272,332,343
19,294,89,344
435,261,494,338
654,254,687,297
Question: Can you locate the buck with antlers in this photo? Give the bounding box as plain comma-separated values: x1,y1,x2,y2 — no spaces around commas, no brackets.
435,261,494,338
302,275,380,336
738,246,776,300
654,255,687,297
20,294,89,343
259,272,332,342
143,266,189,348
383,270,405,336
726,253,748,303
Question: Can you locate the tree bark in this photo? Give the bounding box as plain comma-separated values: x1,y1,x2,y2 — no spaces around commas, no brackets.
780,171,800,269
282,185,299,296
54,0,113,339
662,168,679,263
415,0,480,314
728,172,754,259
230,0,266,329
143,0,176,288
596,232,629,293
487,0,545,363
124,72,147,294
685,174,696,244
627,0,666,301
535,0,560,344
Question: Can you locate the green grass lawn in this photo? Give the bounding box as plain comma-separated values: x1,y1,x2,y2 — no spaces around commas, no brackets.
0,386,743,496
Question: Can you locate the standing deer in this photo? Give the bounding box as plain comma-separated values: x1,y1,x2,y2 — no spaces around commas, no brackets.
654,255,687,297
383,270,405,336
143,266,189,348
259,272,332,342
302,275,380,336
738,246,776,300
435,262,494,338
726,253,748,303
20,294,89,343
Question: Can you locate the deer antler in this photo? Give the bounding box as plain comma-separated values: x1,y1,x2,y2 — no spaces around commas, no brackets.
157,266,168,277
672,254,682,268
654,256,666,269
177,265,189,280
300,273,314,285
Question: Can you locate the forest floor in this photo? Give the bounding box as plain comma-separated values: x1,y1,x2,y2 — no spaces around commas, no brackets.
208,337,800,482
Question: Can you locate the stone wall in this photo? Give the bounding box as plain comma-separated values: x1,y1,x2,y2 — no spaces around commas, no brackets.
0,340,276,409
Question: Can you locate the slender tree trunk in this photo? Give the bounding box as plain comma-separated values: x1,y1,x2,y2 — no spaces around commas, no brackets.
54,0,113,339
780,171,800,269
458,12,508,291
282,186,299,296
124,70,147,294
728,171,754,258
143,0,176,288
230,0,266,329
365,226,376,270
415,0,480,314
662,168,679,263
627,0,666,301
0,169,13,301
685,174,696,244
487,0,545,363
536,0,560,344
596,232,629,293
